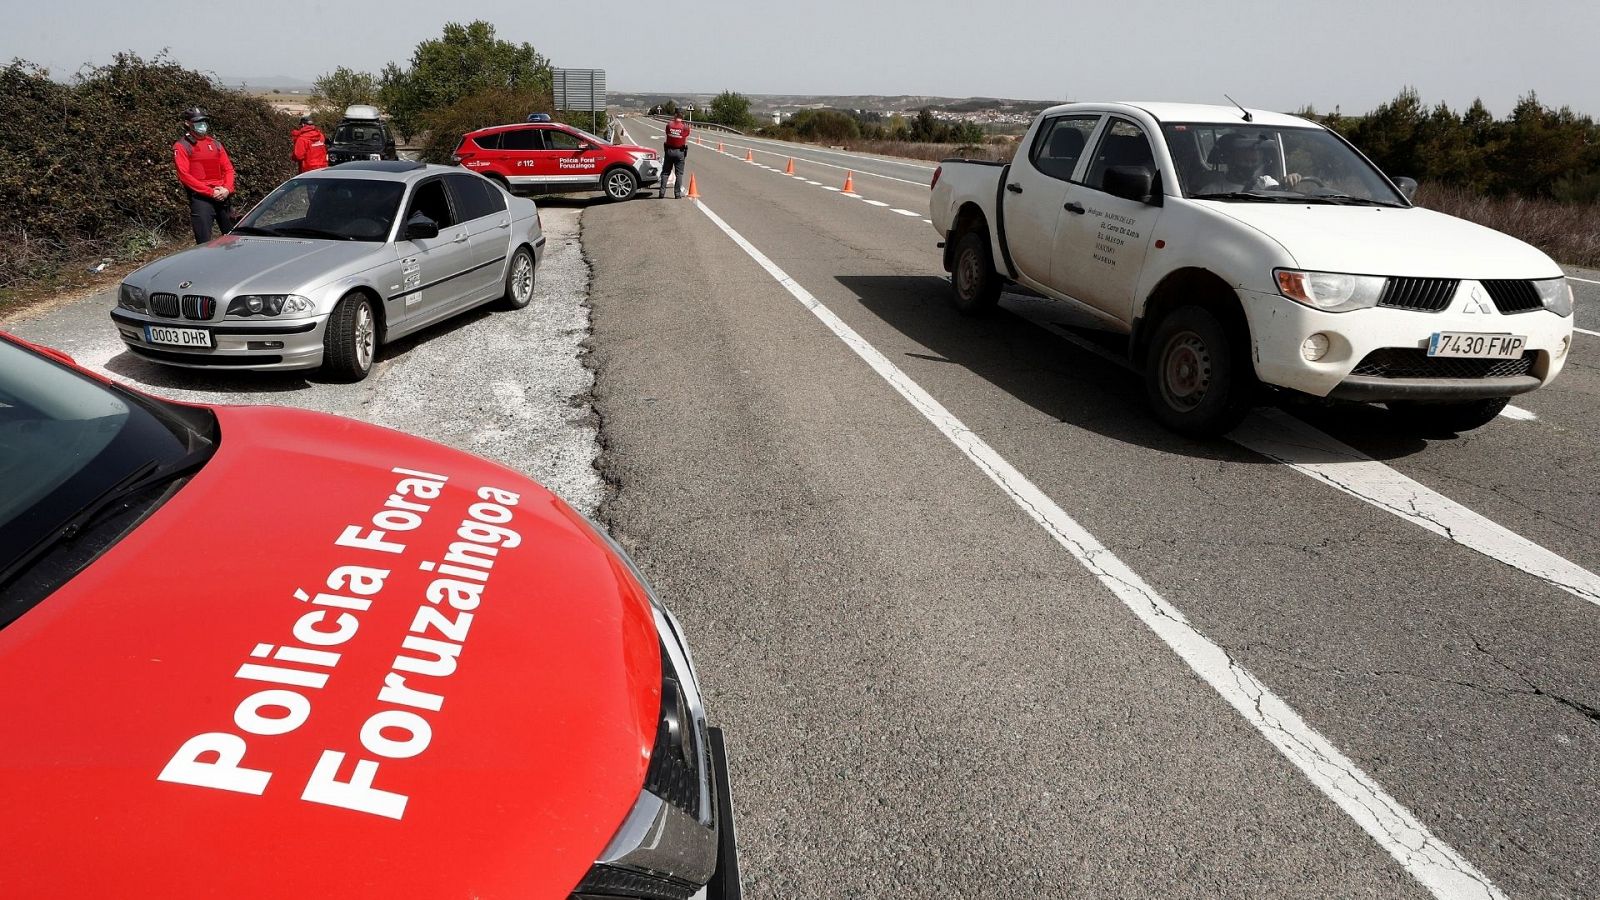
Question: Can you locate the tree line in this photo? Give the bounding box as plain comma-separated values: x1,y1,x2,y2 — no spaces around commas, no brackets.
1304,89,1600,203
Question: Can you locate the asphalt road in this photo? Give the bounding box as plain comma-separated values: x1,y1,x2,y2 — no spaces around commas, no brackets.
5,124,1597,897
605,116,1599,898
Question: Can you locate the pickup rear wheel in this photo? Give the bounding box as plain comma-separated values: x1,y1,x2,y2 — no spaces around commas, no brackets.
1387,397,1508,434
951,230,1001,316
1144,305,1254,436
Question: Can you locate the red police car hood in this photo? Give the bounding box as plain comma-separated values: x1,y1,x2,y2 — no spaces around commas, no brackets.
0,406,661,899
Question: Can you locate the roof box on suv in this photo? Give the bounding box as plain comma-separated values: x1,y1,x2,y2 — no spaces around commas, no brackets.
343,104,383,122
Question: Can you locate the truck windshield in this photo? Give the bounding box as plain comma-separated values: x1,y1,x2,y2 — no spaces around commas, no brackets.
235,178,405,242
1163,123,1406,206
335,122,386,145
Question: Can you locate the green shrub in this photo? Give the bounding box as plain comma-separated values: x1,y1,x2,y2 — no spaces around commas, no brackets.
0,53,299,288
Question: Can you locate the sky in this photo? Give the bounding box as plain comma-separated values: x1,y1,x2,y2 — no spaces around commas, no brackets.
6,0,1599,117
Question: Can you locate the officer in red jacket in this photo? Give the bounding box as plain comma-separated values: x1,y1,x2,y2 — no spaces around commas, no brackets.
173,107,237,243
291,115,329,173
660,114,691,199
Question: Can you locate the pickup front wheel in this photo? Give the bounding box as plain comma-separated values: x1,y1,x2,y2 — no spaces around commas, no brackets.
1144,306,1254,437
951,230,1001,316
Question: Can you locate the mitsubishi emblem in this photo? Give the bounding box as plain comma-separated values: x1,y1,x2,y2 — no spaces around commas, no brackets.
1464,284,1493,314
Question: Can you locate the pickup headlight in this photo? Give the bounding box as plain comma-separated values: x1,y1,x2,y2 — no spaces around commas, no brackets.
1533,277,1574,316
226,294,314,318
1275,269,1387,313
118,283,148,312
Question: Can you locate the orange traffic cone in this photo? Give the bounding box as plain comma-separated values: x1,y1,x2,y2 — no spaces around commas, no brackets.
687,173,699,199
745,149,754,162
718,141,725,152
784,158,795,175
842,171,856,193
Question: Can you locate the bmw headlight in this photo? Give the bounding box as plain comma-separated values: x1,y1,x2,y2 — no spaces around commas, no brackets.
226,294,314,318
1275,269,1388,313
1533,277,1574,316
118,282,148,312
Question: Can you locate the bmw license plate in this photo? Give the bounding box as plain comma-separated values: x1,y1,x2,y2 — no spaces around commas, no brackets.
1427,332,1525,359
145,325,212,348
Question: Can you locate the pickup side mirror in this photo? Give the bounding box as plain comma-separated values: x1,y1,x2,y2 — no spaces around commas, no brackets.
404,213,440,241
1103,165,1161,206
1393,176,1418,202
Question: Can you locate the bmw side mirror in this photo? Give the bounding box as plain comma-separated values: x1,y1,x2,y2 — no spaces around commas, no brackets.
404,213,440,241
1393,176,1418,202
1104,165,1161,205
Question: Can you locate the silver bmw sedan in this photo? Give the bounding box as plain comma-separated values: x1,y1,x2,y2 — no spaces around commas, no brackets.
111,161,545,380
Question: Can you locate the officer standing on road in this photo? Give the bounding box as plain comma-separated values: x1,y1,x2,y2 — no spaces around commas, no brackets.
173,107,237,243
661,114,691,199
291,114,329,173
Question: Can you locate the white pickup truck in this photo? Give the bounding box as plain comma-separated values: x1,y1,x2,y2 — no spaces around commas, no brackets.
930,101,1576,435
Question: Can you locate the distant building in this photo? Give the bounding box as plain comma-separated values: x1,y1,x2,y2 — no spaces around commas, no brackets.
772,112,783,125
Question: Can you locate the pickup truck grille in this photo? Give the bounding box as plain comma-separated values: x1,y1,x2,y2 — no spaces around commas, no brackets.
149,292,180,317
1479,279,1543,314
1352,348,1535,380
1378,278,1458,312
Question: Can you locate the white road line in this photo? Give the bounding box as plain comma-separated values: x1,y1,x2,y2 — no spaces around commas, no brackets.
691,196,1504,900
1576,326,1600,337
1499,404,1537,421
632,120,931,186
922,218,933,224
891,208,921,217
821,186,841,192
861,199,890,207
1231,409,1600,607
1565,274,1600,285
1030,311,1599,606
805,180,822,185
642,116,938,171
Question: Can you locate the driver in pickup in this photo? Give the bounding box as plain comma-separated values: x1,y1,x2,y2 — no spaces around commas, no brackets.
1196,133,1303,193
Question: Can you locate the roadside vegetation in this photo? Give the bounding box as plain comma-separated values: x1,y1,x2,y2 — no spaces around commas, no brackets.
0,54,297,304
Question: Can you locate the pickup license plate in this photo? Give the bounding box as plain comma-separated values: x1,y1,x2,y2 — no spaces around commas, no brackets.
1427,332,1525,359
145,325,212,348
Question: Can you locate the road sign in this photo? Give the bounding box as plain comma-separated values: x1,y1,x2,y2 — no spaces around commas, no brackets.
553,68,607,113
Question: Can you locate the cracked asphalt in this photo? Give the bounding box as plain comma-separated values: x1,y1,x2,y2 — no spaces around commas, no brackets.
585,121,1599,898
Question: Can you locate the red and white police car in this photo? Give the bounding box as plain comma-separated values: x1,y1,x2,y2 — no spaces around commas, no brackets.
0,331,739,899
454,119,661,202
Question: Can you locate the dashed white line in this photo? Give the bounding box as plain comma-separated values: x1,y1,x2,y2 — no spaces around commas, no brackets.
1499,404,1537,421
821,186,841,192
805,180,822,185
1576,326,1600,337
1231,409,1600,607
892,208,921,217
632,119,930,186
690,194,1504,900
861,199,890,207
1565,274,1600,285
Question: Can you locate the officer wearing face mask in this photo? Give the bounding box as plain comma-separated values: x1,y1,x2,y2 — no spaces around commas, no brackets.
173,107,238,243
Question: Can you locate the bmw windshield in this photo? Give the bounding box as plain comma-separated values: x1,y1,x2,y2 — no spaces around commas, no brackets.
234,178,404,242
0,337,216,622
1163,123,1407,206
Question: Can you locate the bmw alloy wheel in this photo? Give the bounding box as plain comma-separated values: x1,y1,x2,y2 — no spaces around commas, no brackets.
355,302,374,371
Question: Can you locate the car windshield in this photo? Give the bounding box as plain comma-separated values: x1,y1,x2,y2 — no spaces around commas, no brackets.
235,178,404,242
1162,123,1406,205
0,338,216,623
570,126,609,145
334,122,386,145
